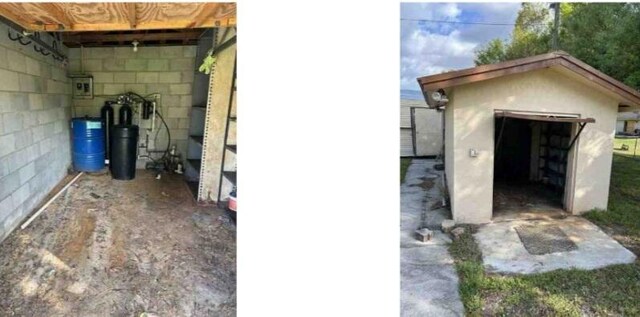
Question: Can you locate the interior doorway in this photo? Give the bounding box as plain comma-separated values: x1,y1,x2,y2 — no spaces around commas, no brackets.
492,112,579,221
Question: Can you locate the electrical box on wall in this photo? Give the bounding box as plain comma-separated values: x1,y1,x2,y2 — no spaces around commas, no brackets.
72,76,93,99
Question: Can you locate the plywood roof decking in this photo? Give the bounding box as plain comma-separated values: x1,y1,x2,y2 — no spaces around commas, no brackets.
0,3,236,32
417,51,640,107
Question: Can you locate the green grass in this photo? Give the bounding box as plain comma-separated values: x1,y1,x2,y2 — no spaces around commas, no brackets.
401,158,411,184
614,137,640,157
451,154,640,316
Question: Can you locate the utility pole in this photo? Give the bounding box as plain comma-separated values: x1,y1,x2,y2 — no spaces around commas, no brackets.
550,2,560,51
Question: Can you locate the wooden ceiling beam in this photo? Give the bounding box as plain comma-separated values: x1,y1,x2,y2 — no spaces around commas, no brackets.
127,3,137,29
63,30,203,44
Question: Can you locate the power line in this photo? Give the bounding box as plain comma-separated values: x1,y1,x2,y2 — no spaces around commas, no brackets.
400,18,545,26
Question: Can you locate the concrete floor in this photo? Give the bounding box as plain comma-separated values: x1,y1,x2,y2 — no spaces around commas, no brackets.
475,216,636,274
0,170,236,316
401,159,463,317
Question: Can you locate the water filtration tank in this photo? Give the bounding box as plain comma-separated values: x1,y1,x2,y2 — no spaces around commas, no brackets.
119,103,132,125
71,117,105,172
110,125,139,180
100,101,115,161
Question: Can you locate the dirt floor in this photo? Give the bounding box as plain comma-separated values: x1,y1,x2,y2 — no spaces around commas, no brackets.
493,181,568,221
0,170,236,316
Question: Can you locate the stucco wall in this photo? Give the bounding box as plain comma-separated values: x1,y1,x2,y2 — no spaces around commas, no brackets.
448,68,619,224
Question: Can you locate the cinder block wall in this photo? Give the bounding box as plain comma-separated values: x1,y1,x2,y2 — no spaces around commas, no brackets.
67,46,197,161
0,23,72,241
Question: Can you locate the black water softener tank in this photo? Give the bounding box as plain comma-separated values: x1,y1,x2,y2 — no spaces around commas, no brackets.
110,125,138,180
100,101,115,161
118,103,132,125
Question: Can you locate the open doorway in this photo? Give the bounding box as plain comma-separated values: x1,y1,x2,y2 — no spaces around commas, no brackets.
493,113,575,220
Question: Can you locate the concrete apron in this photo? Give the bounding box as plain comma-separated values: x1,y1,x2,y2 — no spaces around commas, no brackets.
401,159,464,317
475,216,637,274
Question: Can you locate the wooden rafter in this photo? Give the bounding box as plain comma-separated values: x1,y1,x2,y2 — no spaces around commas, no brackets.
62,29,204,47
0,3,236,32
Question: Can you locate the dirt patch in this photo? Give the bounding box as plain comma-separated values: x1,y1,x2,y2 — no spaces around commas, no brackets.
0,170,236,316
58,210,96,264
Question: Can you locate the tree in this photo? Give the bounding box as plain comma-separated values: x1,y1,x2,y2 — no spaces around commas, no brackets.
474,2,640,90
474,39,506,65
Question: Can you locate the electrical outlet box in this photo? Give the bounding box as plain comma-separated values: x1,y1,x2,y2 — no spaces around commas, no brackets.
72,76,93,99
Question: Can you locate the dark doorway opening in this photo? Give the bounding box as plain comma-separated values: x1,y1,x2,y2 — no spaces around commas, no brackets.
493,117,571,220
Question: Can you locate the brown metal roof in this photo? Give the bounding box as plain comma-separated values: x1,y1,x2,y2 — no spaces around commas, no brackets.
417,51,640,107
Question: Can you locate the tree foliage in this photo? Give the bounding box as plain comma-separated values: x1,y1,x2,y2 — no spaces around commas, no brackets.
474,3,640,90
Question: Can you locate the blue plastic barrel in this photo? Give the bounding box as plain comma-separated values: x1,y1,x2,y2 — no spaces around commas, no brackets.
71,117,105,172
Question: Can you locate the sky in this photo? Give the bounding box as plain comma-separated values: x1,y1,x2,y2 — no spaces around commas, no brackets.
400,2,521,92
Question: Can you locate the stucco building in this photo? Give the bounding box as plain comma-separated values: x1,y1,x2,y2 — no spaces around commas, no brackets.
417,51,640,224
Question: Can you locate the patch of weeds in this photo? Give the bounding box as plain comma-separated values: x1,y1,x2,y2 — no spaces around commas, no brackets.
400,158,411,184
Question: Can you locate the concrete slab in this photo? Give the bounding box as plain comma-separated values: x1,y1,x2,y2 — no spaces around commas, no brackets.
401,159,464,317
475,217,637,274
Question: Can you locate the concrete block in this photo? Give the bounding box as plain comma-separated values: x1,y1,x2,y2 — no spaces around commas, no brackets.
125,84,146,94
179,95,192,107
82,59,103,72
25,56,41,76
0,195,13,222
0,46,8,70
145,84,169,95
160,46,183,57
67,48,81,59
29,93,43,110
178,118,190,129
2,112,22,134
89,47,114,59
46,79,65,94
125,59,147,71
0,93,17,113
19,74,38,92
22,112,38,129
451,227,466,240
31,125,44,142
92,83,104,96
183,46,197,57
6,49,26,73
441,220,456,233
181,71,194,83
169,83,192,95
137,72,159,84
137,47,160,58
103,84,125,95
170,58,195,71
11,93,28,110
92,72,114,83
0,171,19,202
148,59,169,71
112,72,136,83
415,228,434,242
114,47,136,59
0,154,11,178
11,182,29,207
0,69,20,91
103,58,126,71
168,107,190,118
13,129,32,149
158,72,182,83
51,67,66,82
40,62,52,78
